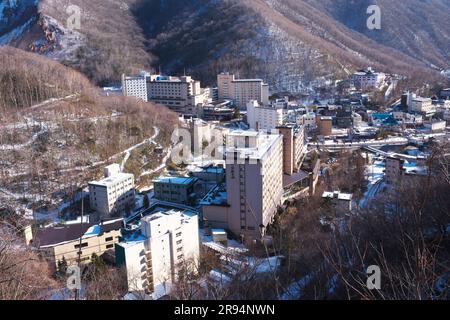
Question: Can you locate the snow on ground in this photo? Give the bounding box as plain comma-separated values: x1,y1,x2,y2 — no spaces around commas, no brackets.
359,155,386,208
280,273,314,300
141,146,173,178
0,17,35,44
120,126,160,171
0,123,48,150
321,136,408,148
29,94,79,110
403,160,428,175
249,256,282,274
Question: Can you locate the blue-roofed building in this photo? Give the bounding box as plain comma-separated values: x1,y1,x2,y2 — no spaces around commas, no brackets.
369,112,399,126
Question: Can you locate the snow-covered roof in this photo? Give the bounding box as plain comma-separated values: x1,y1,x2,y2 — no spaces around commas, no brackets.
322,191,353,201
35,218,124,248
152,176,198,186
211,229,227,236
200,185,228,206
226,131,282,161
89,172,133,188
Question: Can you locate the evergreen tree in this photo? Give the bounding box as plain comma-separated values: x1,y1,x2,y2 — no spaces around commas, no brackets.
57,256,68,277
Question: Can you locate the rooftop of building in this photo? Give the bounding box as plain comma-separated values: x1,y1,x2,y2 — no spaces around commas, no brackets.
204,100,233,108
371,112,394,119
147,74,197,83
120,207,198,245
322,191,353,201
283,170,310,189
144,208,196,224
353,67,381,76
232,78,264,82
89,172,134,188
250,102,285,110
152,176,198,186
277,123,305,132
125,202,199,229
33,219,124,248
123,75,146,80
412,97,432,102
190,165,225,175
226,130,282,161
227,129,259,138
211,229,227,236
386,156,405,163
200,184,228,207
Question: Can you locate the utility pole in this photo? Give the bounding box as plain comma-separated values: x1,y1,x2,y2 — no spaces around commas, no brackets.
75,186,84,300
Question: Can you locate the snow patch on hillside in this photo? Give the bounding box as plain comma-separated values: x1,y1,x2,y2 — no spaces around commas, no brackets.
0,16,34,43
29,15,86,62
241,21,333,93
0,0,39,43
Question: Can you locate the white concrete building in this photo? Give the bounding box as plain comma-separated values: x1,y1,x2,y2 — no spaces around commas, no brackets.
217,73,269,108
89,164,135,216
246,100,284,131
410,97,436,117
351,67,386,91
322,191,353,213
122,72,208,114
425,121,446,132
298,113,317,129
122,72,150,102
116,209,200,299
352,112,363,127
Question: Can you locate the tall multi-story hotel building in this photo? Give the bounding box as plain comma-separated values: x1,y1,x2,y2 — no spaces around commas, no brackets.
225,131,283,241
122,72,150,102
217,73,270,108
115,208,200,299
146,75,205,114
89,164,135,216
122,72,207,114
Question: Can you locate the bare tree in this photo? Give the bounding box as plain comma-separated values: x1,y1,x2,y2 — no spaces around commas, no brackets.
0,222,56,300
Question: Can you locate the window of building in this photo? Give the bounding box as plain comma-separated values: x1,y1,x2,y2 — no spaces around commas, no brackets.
105,237,114,242
74,243,88,249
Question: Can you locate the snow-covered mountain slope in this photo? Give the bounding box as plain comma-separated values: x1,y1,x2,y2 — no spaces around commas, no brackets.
1,0,152,85
0,0,38,43
2,0,449,89
134,0,446,90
